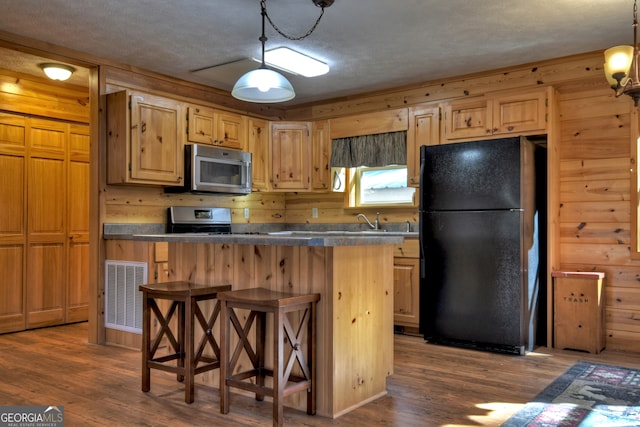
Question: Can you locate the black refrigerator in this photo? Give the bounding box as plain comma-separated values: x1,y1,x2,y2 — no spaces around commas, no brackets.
419,136,546,355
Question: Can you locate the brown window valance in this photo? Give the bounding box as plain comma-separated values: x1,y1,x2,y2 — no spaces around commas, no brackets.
330,131,407,168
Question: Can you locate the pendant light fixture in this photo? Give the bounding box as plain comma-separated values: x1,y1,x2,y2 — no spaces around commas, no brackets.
604,0,640,105
232,0,333,103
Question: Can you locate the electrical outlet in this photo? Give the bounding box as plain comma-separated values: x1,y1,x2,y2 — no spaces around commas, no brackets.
244,208,250,219
312,207,318,218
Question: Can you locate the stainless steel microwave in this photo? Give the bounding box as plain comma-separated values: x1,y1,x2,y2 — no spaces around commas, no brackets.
167,144,252,195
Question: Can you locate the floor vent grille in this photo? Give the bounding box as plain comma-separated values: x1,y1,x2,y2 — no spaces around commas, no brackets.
104,260,147,334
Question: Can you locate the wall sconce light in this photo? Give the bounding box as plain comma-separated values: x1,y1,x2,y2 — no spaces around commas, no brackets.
604,0,640,105
39,63,75,81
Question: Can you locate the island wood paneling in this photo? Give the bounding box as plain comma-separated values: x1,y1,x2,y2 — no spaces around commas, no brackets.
105,240,394,418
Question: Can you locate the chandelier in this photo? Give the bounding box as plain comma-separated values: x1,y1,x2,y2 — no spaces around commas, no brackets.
604,0,640,105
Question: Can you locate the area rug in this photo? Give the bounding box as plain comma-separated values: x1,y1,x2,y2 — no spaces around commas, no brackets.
502,361,640,426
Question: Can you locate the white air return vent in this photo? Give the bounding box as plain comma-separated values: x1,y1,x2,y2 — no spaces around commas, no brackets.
105,260,147,334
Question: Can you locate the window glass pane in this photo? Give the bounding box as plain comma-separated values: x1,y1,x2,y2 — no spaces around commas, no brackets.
357,166,415,205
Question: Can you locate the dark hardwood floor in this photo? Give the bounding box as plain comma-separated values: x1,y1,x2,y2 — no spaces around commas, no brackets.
1,323,640,426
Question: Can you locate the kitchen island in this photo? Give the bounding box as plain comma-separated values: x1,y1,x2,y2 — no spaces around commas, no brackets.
104,230,403,418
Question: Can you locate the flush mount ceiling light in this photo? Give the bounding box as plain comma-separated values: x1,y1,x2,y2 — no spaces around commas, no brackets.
604,0,640,105
232,0,334,103
255,47,329,78
39,63,75,81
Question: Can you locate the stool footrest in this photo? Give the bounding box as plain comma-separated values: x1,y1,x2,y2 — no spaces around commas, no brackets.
147,361,184,375
149,353,183,364
226,375,312,399
194,361,220,375
226,379,273,398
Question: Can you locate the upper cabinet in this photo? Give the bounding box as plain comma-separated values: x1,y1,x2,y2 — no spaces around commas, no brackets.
407,105,440,187
270,122,311,191
443,87,549,142
311,120,331,191
187,105,246,150
247,117,270,192
107,90,185,186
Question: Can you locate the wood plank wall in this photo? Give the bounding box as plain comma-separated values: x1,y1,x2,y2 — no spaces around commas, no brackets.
3,38,640,353
288,53,640,353
555,84,640,351
103,186,286,225
98,52,640,353
0,68,90,123
284,192,417,226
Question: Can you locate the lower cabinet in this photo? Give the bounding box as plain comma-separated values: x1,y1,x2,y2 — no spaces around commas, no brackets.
393,238,420,331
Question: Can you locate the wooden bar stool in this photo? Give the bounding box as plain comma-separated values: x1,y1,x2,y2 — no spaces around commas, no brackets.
140,281,231,403
219,287,320,427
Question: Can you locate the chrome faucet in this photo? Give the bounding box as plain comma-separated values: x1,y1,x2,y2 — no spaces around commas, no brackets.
356,212,380,230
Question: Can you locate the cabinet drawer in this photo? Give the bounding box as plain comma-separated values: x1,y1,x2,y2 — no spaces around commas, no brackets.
394,238,419,258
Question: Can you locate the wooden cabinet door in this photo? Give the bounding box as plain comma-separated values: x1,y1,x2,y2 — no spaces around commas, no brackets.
443,97,490,141
492,89,547,135
443,88,549,142
393,238,420,329
0,114,27,333
311,120,331,191
187,106,245,150
187,105,216,145
130,93,184,184
216,111,245,150
407,106,440,187
393,257,420,328
270,122,311,191
107,91,184,186
67,124,89,323
27,120,67,328
248,118,270,191
0,244,25,333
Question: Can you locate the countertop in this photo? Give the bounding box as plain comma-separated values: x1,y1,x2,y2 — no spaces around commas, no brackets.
104,230,411,247
103,223,418,246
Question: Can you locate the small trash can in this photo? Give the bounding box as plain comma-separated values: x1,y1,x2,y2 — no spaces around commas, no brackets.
552,271,606,354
